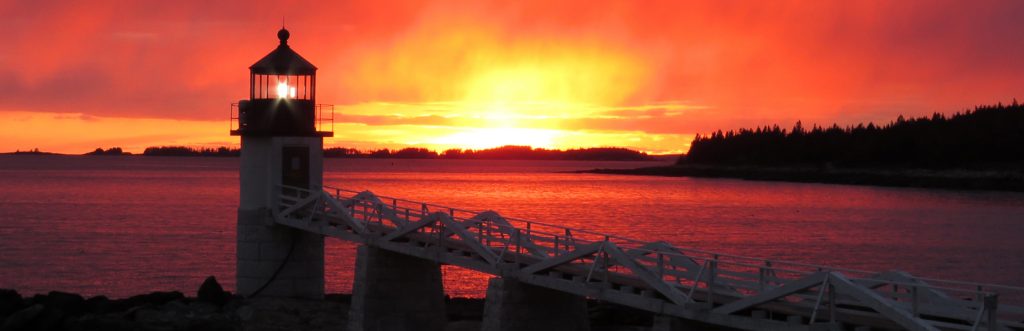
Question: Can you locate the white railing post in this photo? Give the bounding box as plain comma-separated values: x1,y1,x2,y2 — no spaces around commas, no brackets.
485,221,491,247
514,229,522,262
708,256,718,308
985,294,999,331
586,242,607,283
687,260,708,301
437,218,446,254
810,273,830,324
657,253,665,279
602,249,610,286
828,283,836,323
758,266,766,292
554,235,560,256
911,285,920,318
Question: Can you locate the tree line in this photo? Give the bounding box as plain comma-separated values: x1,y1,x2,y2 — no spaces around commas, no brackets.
684,101,1024,169
325,145,653,161
143,146,240,157
133,145,652,161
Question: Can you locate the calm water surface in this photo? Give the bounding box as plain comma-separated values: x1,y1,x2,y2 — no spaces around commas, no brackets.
1,155,1022,298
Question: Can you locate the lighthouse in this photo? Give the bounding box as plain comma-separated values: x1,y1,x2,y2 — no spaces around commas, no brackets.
232,28,332,299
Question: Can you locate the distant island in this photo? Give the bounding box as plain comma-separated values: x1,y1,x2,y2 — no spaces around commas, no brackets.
2,148,61,156
142,146,239,157
138,145,655,161
4,145,658,161
85,147,131,156
325,145,654,161
587,101,1024,191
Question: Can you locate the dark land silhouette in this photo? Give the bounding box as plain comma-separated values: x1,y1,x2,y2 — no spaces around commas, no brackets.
587,101,1024,191
5,145,656,161
86,147,131,156
65,145,653,161
684,101,1024,168
2,148,60,155
143,146,240,157
325,145,653,161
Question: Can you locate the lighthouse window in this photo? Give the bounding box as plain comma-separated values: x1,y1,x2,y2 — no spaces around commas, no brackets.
251,74,314,100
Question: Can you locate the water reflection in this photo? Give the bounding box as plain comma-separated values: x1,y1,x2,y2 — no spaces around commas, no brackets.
1,155,1022,298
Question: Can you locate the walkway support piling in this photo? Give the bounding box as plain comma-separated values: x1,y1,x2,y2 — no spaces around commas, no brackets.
348,245,447,331
482,277,590,331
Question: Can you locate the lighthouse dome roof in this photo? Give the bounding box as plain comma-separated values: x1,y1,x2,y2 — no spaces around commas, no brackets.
249,28,317,75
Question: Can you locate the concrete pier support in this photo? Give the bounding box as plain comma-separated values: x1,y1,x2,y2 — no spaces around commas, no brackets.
236,208,325,299
481,277,590,331
348,245,447,331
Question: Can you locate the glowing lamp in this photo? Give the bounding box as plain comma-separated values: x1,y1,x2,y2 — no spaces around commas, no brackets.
276,82,289,98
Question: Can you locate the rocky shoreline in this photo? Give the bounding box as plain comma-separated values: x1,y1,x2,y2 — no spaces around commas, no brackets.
580,164,1024,192
0,276,687,331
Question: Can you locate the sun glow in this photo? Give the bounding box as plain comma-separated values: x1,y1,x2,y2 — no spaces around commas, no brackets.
343,23,656,150
433,54,647,148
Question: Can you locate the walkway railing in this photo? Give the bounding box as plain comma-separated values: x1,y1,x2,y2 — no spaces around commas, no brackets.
275,184,1024,331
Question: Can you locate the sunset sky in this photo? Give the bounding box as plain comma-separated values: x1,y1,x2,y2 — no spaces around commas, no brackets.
2,1,1023,154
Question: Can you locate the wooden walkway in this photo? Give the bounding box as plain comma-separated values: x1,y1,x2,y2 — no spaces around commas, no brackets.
274,185,1024,331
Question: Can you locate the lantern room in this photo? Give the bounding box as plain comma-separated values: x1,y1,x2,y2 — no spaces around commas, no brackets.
231,28,333,137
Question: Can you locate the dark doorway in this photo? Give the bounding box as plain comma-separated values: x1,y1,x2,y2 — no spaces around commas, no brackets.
282,146,310,189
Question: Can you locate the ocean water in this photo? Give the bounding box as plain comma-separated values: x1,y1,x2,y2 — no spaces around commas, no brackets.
1,155,1023,298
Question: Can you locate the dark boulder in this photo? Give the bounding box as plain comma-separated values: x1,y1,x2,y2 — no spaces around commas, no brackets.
186,316,236,331
0,304,43,331
71,314,138,331
220,295,246,315
25,307,65,331
44,291,86,315
24,294,47,307
12,291,88,331
84,296,112,314
197,276,229,306
115,291,185,311
0,289,22,316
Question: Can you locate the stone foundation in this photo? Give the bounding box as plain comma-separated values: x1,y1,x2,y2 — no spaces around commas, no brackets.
236,208,324,299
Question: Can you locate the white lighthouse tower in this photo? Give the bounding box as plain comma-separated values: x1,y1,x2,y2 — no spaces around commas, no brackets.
232,28,331,299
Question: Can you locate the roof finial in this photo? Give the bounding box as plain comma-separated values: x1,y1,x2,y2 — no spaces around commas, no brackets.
277,26,290,45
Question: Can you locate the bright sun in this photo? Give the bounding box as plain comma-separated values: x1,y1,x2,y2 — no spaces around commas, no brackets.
429,57,642,149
